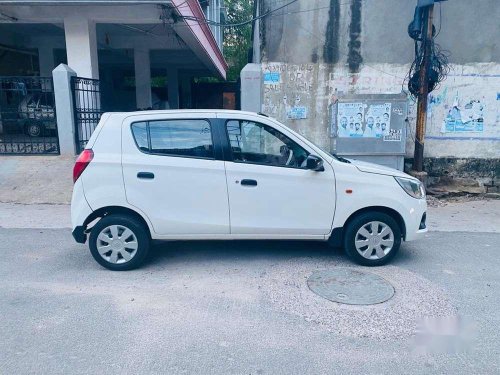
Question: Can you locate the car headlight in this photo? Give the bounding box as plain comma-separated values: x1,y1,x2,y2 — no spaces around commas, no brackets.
394,177,425,199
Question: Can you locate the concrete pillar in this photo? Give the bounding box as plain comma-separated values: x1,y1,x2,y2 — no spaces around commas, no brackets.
240,63,262,112
167,67,179,109
179,74,192,109
134,47,152,109
52,64,77,155
64,17,99,79
38,46,55,77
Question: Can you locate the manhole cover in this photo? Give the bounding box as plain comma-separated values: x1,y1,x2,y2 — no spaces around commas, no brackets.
307,268,395,305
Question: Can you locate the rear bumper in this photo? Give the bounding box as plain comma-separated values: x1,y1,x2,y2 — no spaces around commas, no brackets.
71,178,93,240
72,226,87,244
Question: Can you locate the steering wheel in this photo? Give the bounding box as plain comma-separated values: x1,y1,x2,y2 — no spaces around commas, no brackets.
280,145,295,166
285,149,294,166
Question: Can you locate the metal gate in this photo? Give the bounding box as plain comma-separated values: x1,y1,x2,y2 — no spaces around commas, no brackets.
71,76,103,153
0,76,59,154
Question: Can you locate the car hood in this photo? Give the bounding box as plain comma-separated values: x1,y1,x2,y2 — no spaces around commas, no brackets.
348,159,409,178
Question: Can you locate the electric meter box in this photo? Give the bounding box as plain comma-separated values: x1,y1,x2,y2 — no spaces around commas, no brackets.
331,94,408,170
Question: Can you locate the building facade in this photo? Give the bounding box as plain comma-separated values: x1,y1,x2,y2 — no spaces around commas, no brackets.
242,0,499,185
0,0,227,155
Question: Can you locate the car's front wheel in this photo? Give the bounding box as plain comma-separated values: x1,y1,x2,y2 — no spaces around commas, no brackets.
89,214,150,271
344,212,402,266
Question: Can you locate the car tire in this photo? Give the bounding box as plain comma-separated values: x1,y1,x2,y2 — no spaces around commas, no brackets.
343,212,401,266
89,214,150,271
25,121,43,137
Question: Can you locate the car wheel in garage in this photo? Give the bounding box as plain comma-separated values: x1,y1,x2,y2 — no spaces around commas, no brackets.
25,121,43,137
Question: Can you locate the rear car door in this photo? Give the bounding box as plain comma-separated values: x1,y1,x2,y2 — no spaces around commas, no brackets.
122,113,230,236
220,114,336,236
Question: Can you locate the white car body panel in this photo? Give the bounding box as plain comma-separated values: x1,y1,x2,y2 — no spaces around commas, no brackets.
224,161,336,235
70,178,92,229
348,159,409,178
330,160,427,241
80,113,128,212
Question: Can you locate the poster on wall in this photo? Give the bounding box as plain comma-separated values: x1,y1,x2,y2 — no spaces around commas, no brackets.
364,103,392,138
287,106,307,119
441,96,484,132
383,129,402,142
337,102,365,137
263,72,281,84
337,102,393,138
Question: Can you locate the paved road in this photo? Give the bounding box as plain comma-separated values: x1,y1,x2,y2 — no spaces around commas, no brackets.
1,228,499,374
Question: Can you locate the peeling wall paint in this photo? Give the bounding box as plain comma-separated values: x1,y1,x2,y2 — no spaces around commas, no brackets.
260,62,500,158
323,0,340,64
347,0,363,72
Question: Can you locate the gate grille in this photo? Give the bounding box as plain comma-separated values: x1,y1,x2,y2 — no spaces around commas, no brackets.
71,77,103,153
0,76,59,154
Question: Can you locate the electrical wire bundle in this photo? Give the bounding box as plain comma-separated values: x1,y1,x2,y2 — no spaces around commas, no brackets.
405,5,450,98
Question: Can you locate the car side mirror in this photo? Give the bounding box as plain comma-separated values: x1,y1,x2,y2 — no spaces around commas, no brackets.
306,155,324,171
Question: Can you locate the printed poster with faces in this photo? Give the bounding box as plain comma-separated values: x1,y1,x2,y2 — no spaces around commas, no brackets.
337,103,365,138
364,103,392,138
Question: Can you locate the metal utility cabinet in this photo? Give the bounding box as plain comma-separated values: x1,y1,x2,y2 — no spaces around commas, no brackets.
331,94,408,170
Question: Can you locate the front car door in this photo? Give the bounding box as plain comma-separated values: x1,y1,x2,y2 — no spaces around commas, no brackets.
122,113,230,236
220,114,336,237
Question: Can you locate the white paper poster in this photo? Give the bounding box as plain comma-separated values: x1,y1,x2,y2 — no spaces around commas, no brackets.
337,103,365,137
364,103,392,138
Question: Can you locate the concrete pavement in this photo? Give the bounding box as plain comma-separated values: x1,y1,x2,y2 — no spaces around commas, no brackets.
0,156,74,204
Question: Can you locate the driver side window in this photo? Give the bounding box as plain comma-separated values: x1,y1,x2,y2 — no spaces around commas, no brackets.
226,120,309,168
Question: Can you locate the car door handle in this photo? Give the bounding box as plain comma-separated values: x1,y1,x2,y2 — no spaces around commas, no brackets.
137,172,155,179
240,179,257,186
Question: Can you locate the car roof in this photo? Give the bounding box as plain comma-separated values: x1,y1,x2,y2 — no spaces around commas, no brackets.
107,109,268,118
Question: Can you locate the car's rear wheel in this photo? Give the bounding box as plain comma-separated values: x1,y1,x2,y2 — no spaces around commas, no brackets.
89,214,150,271
344,212,401,266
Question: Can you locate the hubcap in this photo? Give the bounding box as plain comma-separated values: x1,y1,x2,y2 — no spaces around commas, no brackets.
96,225,138,264
28,124,41,136
354,221,394,260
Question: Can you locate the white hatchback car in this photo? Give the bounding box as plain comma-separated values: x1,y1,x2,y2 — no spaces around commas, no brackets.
71,110,427,270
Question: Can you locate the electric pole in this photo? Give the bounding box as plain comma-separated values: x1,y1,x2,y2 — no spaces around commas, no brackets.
412,4,434,172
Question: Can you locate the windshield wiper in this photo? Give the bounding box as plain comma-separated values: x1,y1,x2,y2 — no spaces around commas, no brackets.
331,153,351,163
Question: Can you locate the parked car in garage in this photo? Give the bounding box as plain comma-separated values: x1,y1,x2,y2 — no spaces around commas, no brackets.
0,93,56,137
18,93,56,137
71,110,427,271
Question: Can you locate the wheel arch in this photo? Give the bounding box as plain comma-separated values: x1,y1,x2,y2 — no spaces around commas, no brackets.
83,205,152,238
329,206,407,247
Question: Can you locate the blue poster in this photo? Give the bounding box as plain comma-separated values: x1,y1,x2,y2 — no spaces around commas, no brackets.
287,106,307,119
263,72,280,84
442,98,484,132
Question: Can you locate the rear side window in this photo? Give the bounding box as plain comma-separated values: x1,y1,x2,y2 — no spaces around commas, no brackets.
131,122,148,151
131,119,214,158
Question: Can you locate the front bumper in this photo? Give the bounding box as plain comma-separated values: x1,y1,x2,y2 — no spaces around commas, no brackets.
404,199,428,241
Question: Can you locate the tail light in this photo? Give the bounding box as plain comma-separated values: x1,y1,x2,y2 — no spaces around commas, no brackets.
73,149,94,183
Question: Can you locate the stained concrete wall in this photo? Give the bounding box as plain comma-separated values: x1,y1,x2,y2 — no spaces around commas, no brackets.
250,0,500,160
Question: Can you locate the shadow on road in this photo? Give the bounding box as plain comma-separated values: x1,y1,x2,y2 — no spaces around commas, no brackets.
146,239,345,267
